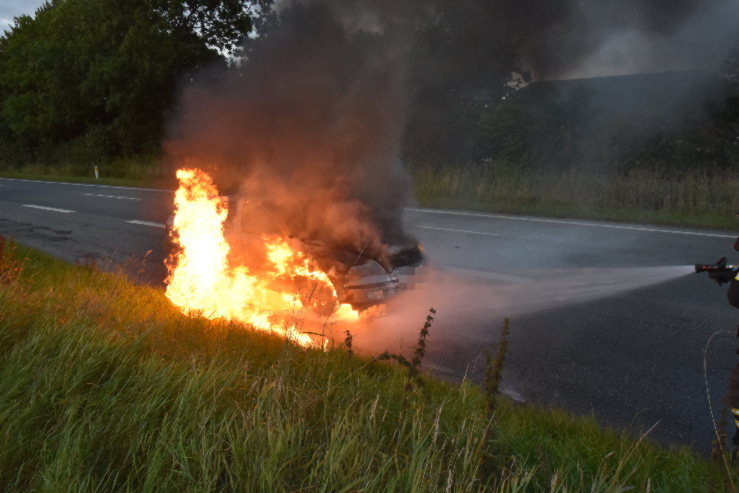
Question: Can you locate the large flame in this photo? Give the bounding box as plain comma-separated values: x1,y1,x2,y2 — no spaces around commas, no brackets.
165,168,359,347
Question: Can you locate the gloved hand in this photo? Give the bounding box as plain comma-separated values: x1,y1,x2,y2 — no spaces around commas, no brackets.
708,257,735,285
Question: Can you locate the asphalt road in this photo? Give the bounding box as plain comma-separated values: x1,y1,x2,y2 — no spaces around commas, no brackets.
1,176,737,453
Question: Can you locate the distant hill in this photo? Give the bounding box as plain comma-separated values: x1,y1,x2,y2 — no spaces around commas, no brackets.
517,70,728,125
501,69,737,170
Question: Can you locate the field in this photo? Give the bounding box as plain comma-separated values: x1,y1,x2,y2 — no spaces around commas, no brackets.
412,165,739,231
0,239,734,491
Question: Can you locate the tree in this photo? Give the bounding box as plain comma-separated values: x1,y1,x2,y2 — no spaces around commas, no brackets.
472,100,532,165
0,0,256,162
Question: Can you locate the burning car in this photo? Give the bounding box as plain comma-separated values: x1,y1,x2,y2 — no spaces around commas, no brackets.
165,191,423,315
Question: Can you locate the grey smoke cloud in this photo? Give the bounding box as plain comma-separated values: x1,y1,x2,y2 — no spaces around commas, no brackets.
520,0,739,79
165,0,738,259
166,2,413,261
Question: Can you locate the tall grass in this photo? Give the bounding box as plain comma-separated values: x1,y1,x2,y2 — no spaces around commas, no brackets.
3,158,736,230
412,165,739,230
0,242,733,491
0,158,170,188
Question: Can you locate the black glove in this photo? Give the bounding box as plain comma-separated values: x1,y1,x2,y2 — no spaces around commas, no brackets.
708,257,735,285
709,271,735,285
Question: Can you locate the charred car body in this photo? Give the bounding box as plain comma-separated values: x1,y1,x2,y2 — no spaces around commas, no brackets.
226,196,423,311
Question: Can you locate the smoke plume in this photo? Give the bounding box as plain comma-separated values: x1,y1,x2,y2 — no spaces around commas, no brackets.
165,0,738,256
165,1,414,260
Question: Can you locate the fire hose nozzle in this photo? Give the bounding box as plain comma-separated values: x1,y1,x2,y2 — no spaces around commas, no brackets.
695,257,728,273
695,257,739,284
695,260,738,273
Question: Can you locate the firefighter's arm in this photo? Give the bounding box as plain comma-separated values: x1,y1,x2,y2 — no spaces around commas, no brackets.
709,268,737,285
728,276,739,309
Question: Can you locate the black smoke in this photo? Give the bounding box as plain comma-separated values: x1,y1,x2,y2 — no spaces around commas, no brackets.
165,0,738,255
166,2,412,262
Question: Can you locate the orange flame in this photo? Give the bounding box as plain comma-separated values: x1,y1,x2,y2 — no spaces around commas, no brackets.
165,168,359,347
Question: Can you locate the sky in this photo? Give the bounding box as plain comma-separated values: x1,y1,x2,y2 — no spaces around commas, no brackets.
0,0,42,32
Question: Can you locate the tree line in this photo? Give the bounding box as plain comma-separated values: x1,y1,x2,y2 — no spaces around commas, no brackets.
0,0,737,174
435,65,739,175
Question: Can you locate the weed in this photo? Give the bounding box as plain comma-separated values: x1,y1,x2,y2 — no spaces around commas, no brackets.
485,317,511,421
377,307,436,390
0,235,24,283
480,317,511,477
343,329,353,357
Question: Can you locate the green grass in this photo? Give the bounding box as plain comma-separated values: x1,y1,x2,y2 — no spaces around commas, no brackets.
0,170,152,188
0,160,172,189
0,240,733,491
412,165,739,231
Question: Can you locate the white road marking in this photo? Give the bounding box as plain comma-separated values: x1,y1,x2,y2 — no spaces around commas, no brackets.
406,207,737,239
84,193,141,201
22,204,74,213
127,220,165,229
0,177,169,192
412,225,500,237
